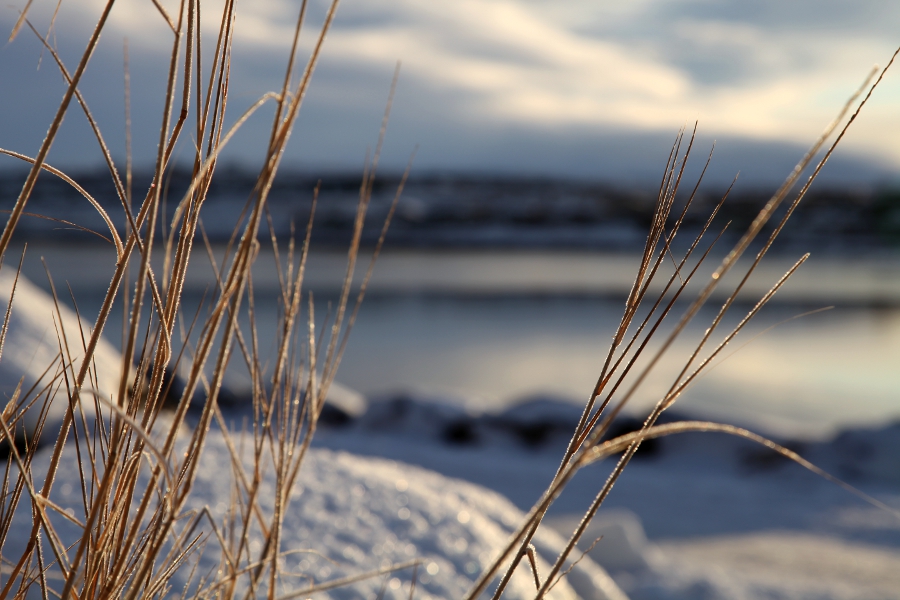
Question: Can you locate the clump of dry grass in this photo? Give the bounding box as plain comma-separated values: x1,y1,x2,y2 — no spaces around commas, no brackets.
468,52,900,600
0,0,413,597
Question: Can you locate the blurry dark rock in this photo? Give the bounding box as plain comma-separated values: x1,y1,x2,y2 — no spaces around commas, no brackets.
319,381,368,427
442,419,480,445
493,395,583,448
157,366,205,410
359,393,479,442
510,422,558,447
363,394,414,428
208,379,366,430
821,422,900,484
319,403,354,427
498,396,585,425
738,440,807,473
139,365,240,412
0,434,32,462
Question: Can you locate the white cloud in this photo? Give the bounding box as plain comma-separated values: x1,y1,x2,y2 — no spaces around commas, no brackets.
334,4,889,138
4,0,900,171
316,0,900,163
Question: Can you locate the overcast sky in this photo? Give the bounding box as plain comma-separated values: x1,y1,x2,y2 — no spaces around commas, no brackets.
2,0,899,187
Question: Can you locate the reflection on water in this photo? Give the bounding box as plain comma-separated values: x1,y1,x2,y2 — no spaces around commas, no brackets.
210,289,899,439
13,244,900,439
333,297,900,439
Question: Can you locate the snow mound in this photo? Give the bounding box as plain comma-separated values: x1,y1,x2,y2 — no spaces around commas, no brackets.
651,532,900,600
3,427,626,600
178,433,627,599
547,510,662,574
0,269,124,445
0,271,365,449
548,511,900,600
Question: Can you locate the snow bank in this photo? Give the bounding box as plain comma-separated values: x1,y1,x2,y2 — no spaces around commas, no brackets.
2,428,626,600
13,406,900,600
5,274,900,600
186,435,625,599
317,393,900,599
0,269,124,446
654,531,900,600
0,272,368,449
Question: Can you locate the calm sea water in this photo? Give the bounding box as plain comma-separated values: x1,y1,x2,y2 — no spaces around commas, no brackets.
332,295,900,438
14,244,900,439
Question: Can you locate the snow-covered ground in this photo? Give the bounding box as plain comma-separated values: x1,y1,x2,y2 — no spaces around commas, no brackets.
2,425,627,600
305,393,900,599
10,388,900,599
3,271,900,599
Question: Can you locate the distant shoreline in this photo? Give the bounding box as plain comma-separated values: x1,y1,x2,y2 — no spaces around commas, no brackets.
2,171,898,253
8,242,900,307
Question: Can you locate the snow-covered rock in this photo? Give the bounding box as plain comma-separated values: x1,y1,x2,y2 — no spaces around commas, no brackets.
818,422,900,485
354,393,645,451
358,393,484,444
0,270,368,450
0,269,124,447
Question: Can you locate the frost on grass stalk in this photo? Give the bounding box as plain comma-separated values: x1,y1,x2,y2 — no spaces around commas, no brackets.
468,48,900,600
0,0,409,598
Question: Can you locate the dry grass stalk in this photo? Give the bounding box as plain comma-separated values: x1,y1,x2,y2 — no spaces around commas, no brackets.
0,0,410,597
465,49,900,600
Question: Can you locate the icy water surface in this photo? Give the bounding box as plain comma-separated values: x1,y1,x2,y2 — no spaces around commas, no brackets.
13,243,900,439
333,295,900,438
